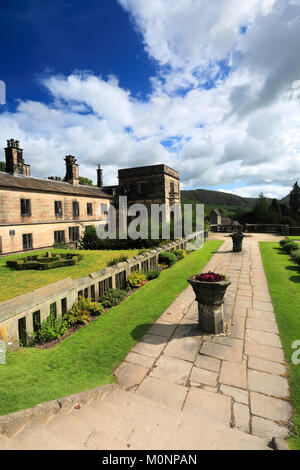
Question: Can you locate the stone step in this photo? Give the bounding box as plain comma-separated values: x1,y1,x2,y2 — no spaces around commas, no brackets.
0,385,271,450
12,420,84,450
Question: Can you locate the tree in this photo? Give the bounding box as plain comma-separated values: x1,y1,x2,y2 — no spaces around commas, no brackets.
289,182,300,214
79,176,94,186
269,198,282,223
0,161,5,172
253,193,270,223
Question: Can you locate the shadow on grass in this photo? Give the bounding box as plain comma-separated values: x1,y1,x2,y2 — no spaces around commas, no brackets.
289,276,300,284
131,322,204,344
285,265,299,272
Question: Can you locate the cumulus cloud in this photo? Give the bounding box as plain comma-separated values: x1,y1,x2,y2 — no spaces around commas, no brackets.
0,0,299,199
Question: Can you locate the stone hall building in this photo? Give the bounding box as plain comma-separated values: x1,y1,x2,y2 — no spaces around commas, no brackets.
0,139,180,255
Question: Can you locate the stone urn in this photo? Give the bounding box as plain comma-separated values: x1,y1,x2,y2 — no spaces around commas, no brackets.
188,273,231,334
231,233,244,252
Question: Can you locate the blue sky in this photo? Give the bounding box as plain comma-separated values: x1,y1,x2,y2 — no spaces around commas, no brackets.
0,0,299,198
1,0,155,106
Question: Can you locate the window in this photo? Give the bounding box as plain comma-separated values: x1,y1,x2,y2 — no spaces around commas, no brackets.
73,201,79,217
55,201,63,217
87,202,93,215
21,199,31,216
69,226,79,241
22,233,33,250
54,230,65,244
137,183,148,194
170,182,175,194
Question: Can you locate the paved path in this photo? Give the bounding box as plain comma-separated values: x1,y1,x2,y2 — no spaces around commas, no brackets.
0,234,292,450
115,234,292,445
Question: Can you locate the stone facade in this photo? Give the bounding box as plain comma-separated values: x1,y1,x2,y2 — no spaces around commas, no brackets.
103,164,180,210
0,141,181,255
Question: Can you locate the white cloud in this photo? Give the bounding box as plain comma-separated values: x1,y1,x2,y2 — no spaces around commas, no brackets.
0,0,299,199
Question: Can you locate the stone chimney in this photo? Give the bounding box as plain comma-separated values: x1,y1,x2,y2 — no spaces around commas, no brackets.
64,155,79,185
97,164,103,188
4,139,31,176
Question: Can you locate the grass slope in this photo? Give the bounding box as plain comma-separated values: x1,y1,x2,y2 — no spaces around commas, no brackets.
0,241,222,416
259,242,300,450
0,249,139,303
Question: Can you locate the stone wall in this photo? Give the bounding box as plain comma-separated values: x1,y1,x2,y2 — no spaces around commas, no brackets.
0,233,203,350
0,188,110,254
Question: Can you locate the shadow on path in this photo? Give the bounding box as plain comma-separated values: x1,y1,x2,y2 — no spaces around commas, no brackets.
131,322,205,344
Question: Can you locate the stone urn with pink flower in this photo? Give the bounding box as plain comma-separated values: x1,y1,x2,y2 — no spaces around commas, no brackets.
188,272,231,334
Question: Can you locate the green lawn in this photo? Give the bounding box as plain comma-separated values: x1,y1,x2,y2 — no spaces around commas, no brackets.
0,241,222,416
287,236,300,242
0,248,139,303
259,242,300,450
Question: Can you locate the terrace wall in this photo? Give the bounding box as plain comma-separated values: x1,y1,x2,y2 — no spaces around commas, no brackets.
0,233,203,350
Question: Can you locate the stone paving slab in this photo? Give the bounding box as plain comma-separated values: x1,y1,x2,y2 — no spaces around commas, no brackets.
114,234,292,448
150,355,192,386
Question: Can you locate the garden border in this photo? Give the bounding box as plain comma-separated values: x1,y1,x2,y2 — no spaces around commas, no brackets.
0,233,202,349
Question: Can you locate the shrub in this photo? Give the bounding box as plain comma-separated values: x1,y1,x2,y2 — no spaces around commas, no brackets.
127,271,147,287
33,312,68,344
64,297,104,326
279,238,290,248
158,251,177,266
292,249,300,266
107,255,128,267
157,263,168,270
98,289,128,308
172,249,185,260
143,268,162,280
283,240,298,254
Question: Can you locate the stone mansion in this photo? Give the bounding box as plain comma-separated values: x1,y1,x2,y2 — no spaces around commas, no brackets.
0,139,180,255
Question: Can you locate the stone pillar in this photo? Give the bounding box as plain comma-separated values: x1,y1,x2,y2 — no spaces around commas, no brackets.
198,303,224,335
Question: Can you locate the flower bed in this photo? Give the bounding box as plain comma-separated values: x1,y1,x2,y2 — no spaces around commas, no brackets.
193,271,225,282
6,252,84,270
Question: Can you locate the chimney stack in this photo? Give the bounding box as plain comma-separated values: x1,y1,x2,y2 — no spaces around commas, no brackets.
97,164,103,188
4,139,31,176
64,155,79,185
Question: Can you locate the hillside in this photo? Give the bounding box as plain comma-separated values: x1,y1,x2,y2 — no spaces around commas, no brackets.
181,188,266,208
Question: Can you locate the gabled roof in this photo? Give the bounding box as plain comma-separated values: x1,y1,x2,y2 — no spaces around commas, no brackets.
0,172,113,199
210,209,222,216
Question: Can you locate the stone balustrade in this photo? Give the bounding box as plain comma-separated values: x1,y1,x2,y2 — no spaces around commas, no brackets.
0,233,203,350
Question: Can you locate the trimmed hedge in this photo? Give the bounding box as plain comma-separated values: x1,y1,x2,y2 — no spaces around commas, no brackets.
282,240,298,254
6,252,83,270
292,249,300,267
